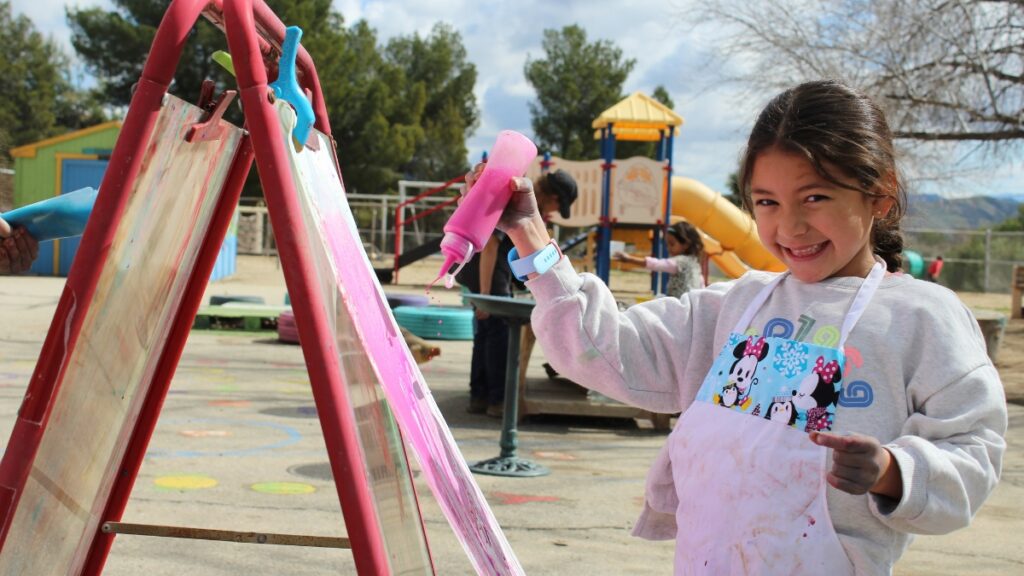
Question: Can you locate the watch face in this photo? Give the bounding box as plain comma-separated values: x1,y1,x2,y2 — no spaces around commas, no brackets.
535,243,560,274
508,242,560,281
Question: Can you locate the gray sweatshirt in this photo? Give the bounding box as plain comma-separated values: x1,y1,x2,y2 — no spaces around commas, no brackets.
527,258,1007,574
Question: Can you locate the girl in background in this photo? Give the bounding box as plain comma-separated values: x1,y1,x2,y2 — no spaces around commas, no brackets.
614,220,705,298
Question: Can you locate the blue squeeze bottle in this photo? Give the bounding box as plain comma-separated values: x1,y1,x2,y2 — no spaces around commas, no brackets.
1,187,98,241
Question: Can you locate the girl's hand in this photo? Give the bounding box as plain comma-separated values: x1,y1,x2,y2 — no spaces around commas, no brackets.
810,431,903,499
0,221,39,275
463,163,550,254
463,163,543,234
614,252,642,264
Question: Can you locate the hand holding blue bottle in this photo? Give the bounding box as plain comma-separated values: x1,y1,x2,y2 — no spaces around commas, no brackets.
1,187,97,242
0,216,39,275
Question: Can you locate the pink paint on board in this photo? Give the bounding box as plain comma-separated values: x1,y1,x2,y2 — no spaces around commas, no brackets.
282,110,522,574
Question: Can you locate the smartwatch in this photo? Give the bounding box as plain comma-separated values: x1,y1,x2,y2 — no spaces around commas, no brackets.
508,240,562,282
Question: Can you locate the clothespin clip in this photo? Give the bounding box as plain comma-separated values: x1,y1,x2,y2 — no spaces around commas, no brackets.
269,26,315,148
186,79,237,143
212,51,236,77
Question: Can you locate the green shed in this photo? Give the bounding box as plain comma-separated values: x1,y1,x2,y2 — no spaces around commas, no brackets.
11,122,121,276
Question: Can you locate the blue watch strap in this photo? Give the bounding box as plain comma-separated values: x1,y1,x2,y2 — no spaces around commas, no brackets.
508,240,561,281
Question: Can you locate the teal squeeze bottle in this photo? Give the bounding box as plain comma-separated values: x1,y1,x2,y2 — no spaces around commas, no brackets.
1,187,98,241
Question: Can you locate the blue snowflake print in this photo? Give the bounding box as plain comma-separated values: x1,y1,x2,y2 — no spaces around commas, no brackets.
772,341,809,378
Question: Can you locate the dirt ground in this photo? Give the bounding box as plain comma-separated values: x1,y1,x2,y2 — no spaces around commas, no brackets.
957,292,1024,404
215,255,1024,403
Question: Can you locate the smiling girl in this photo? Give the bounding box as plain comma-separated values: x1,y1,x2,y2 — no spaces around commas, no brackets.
468,79,1007,575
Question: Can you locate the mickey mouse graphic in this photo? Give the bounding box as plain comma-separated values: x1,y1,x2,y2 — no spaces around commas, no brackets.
793,356,841,432
719,336,769,410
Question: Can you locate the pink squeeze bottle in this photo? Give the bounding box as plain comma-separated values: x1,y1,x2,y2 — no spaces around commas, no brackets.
433,130,537,289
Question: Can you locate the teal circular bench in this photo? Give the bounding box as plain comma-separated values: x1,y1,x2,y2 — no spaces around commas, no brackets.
393,305,474,340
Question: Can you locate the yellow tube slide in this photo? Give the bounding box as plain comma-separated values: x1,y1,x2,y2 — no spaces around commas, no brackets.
694,234,751,279
670,176,786,277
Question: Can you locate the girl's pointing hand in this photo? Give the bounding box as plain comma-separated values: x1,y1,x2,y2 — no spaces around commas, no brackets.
810,431,903,500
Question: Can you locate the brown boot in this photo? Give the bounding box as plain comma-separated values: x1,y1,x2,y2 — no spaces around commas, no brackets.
486,403,504,419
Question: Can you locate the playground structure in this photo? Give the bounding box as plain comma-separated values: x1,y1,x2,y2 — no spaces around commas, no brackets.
0,1,522,575
387,92,784,291
586,92,783,286
523,157,786,283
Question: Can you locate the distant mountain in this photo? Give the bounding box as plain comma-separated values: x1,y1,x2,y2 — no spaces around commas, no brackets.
906,194,1021,230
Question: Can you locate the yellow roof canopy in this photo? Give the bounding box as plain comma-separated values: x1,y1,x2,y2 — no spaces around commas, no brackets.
592,126,676,142
10,121,122,158
592,92,684,141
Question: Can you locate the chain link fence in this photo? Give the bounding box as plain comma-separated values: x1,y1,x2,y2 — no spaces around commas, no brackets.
236,193,1024,295
236,193,459,262
904,228,1024,293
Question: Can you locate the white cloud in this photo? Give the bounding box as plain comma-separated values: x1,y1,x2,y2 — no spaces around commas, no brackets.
13,0,753,192
17,0,1019,198
323,0,757,191
11,0,112,50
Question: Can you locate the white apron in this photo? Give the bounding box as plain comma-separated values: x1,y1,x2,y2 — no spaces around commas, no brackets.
668,263,885,575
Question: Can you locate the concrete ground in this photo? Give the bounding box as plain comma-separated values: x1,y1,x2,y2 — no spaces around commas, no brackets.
0,255,1021,575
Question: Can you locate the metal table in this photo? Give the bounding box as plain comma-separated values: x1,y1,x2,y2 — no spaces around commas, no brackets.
462,294,550,477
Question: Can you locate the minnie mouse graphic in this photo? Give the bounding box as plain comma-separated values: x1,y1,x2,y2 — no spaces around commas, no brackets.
793,356,842,432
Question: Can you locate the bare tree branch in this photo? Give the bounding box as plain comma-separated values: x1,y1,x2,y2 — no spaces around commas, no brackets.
682,0,1024,186
895,129,1024,140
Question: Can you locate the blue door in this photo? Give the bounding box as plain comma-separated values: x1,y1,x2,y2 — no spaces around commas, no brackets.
58,159,107,276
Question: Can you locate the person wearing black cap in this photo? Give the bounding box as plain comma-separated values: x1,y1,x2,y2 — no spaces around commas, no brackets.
535,169,578,221
457,167,578,417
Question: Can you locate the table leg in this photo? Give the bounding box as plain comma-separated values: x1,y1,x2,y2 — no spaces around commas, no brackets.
470,321,550,477
517,323,536,421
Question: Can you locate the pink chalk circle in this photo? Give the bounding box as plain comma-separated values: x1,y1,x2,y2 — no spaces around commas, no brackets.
532,451,576,461
208,400,251,408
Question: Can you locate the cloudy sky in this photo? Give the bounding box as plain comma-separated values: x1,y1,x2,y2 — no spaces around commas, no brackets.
15,0,1022,198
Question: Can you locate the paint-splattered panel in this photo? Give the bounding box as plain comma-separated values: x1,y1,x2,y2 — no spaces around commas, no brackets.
281,102,434,575
279,102,523,575
0,95,242,576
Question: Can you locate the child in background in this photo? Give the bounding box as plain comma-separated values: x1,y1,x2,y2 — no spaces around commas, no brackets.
469,80,1007,574
613,220,705,298
927,255,944,282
